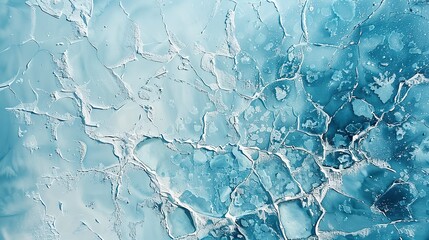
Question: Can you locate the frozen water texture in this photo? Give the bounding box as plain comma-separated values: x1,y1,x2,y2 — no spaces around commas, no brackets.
1,0,429,239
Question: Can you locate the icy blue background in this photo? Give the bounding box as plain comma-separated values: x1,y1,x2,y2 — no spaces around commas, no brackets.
1,0,429,239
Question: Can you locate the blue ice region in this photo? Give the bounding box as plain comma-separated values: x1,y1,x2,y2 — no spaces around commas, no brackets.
1,0,429,239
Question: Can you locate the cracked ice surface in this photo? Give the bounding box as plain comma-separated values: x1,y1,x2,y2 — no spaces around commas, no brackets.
2,0,429,239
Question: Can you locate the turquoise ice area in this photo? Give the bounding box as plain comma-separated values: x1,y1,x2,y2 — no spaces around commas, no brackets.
1,0,429,239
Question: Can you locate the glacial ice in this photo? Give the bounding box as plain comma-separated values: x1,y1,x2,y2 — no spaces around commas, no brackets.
1,0,429,239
